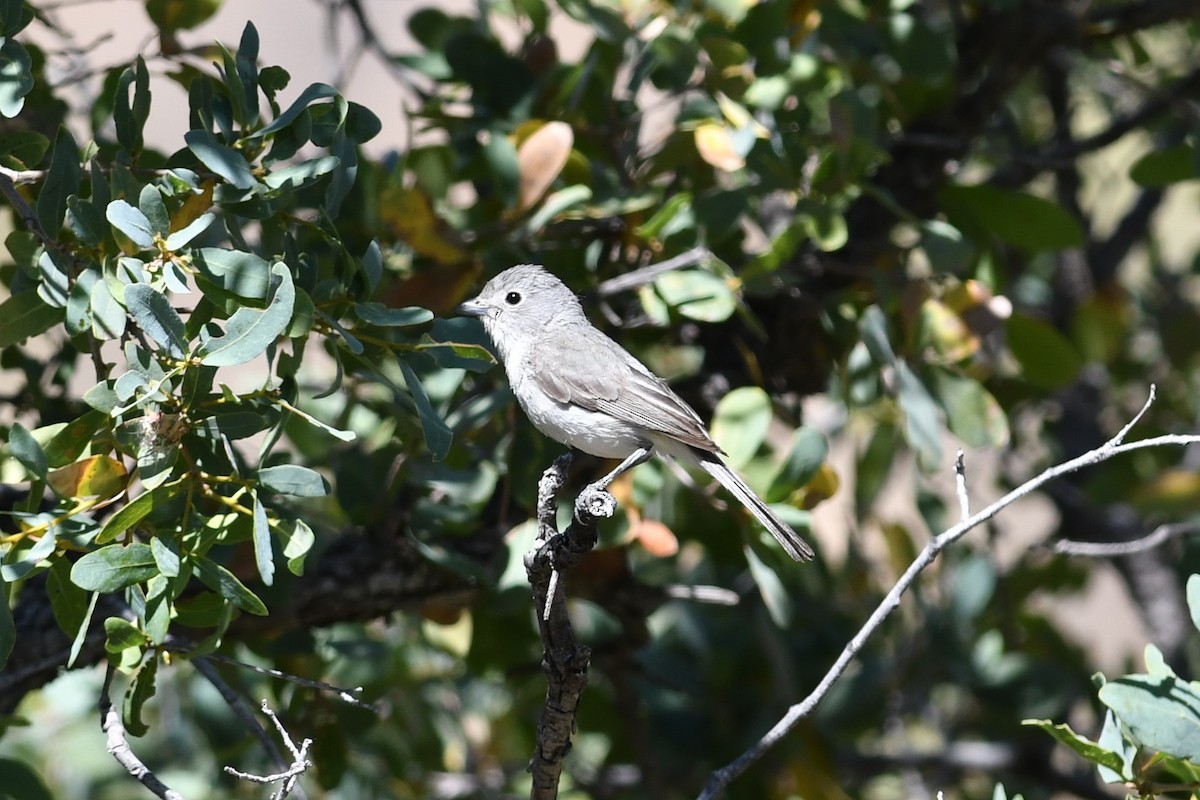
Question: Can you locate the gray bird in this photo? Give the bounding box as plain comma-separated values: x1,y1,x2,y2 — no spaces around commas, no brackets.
456,264,814,562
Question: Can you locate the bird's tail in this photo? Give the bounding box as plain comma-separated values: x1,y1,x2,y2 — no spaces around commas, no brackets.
697,455,815,562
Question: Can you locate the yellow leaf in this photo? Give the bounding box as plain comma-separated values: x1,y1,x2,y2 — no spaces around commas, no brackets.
1131,469,1200,515
917,298,979,363
516,121,574,211
695,122,745,172
798,462,840,509
172,179,216,232
715,93,768,138
47,455,128,499
379,184,469,265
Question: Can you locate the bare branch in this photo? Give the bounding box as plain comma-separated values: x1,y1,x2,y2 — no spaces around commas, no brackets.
100,664,185,800
595,247,713,297
525,454,610,800
190,656,305,800
224,701,313,800
699,386,1199,799
167,643,375,711
1054,522,1200,557
954,450,969,521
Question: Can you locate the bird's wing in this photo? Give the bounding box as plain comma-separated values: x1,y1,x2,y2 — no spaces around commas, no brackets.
531,326,720,453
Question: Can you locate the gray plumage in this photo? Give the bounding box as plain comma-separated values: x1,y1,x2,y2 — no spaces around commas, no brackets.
456,264,814,562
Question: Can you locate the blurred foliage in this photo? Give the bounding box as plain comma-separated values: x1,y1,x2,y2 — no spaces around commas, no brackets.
0,0,1199,798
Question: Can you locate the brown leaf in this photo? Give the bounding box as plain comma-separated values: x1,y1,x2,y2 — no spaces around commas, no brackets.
516,121,574,211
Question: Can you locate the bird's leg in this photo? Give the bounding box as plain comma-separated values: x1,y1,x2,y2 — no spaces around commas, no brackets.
591,446,653,491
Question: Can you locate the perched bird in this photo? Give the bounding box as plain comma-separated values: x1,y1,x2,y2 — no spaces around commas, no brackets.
456,265,814,562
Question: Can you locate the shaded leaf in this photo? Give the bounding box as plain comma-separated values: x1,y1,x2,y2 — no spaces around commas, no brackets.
0,291,62,346
258,464,329,497
35,125,79,236
1006,313,1082,390
193,556,268,615
198,263,295,366
7,421,46,477
71,543,158,592
184,129,256,190
252,492,274,586
399,360,453,461
124,284,187,358
97,481,185,544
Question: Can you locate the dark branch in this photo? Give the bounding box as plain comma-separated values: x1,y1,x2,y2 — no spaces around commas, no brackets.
525,454,611,800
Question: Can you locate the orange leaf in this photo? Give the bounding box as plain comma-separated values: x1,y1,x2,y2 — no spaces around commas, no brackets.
630,518,679,557
516,121,574,211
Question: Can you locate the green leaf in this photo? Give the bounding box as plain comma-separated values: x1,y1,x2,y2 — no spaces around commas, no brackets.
744,543,792,627
113,57,151,152
198,263,295,366
263,155,340,190
859,305,897,365
283,519,315,576
0,757,53,800
72,544,159,592
36,251,68,308
768,427,828,501
103,616,146,655
1189,574,1200,635
35,125,80,236
353,303,434,327
7,421,47,478
43,410,106,467
941,184,1084,252
251,492,274,586
0,38,33,117
192,248,272,301
1130,143,1196,187
1096,710,1137,783
1006,313,1082,390
254,81,338,137
68,591,99,668
0,575,13,670
124,284,187,358
0,291,62,346
929,368,1010,448
653,270,736,323
97,481,185,545
138,184,169,237
184,129,256,190
67,196,107,246
91,278,126,339
123,653,158,737
257,464,329,497
484,128,520,208
0,129,48,168
1022,719,1128,775
399,360,453,461
47,559,88,643
896,362,943,469
149,537,180,578
1099,675,1200,761
105,199,155,248
192,556,268,615
710,386,771,468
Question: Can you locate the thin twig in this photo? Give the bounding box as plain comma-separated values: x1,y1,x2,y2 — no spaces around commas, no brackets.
100,664,185,800
699,385,1199,799
191,657,306,800
954,450,969,521
165,643,374,711
595,247,713,297
224,701,313,800
1053,522,1200,557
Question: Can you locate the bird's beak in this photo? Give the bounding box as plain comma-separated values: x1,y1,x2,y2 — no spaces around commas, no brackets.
454,297,487,317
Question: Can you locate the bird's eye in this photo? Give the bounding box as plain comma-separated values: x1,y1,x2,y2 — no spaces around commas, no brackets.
505,291,522,305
